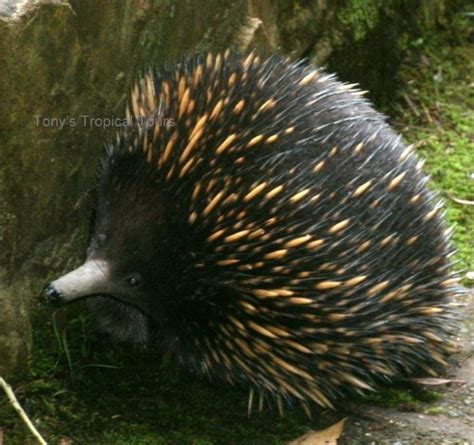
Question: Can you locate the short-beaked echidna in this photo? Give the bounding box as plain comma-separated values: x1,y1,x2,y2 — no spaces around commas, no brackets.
43,51,461,411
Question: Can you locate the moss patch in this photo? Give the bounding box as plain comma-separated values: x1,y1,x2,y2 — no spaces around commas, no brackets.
335,0,381,42
386,20,474,272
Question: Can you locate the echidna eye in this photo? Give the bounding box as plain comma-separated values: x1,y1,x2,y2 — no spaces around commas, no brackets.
127,273,142,287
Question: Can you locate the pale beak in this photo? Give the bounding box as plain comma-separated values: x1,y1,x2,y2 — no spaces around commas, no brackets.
42,259,111,306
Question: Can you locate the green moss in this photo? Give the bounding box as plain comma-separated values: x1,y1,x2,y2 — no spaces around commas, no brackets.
363,387,422,409
336,0,381,42
362,385,443,411
423,405,447,415
387,37,474,272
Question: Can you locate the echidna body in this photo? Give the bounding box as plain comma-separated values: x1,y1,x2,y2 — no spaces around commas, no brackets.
44,52,460,410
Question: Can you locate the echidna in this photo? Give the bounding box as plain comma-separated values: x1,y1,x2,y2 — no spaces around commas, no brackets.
43,51,461,412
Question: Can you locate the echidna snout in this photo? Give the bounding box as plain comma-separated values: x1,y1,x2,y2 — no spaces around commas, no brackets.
43,260,113,305
44,51,461,410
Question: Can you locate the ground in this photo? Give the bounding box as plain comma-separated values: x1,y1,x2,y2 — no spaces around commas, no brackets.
0,20,473,445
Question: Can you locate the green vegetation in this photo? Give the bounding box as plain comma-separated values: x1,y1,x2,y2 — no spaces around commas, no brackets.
1,17,472,445
388,27,473,271
336,0,381,42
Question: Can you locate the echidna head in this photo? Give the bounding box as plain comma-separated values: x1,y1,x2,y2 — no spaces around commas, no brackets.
42,148,185,342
